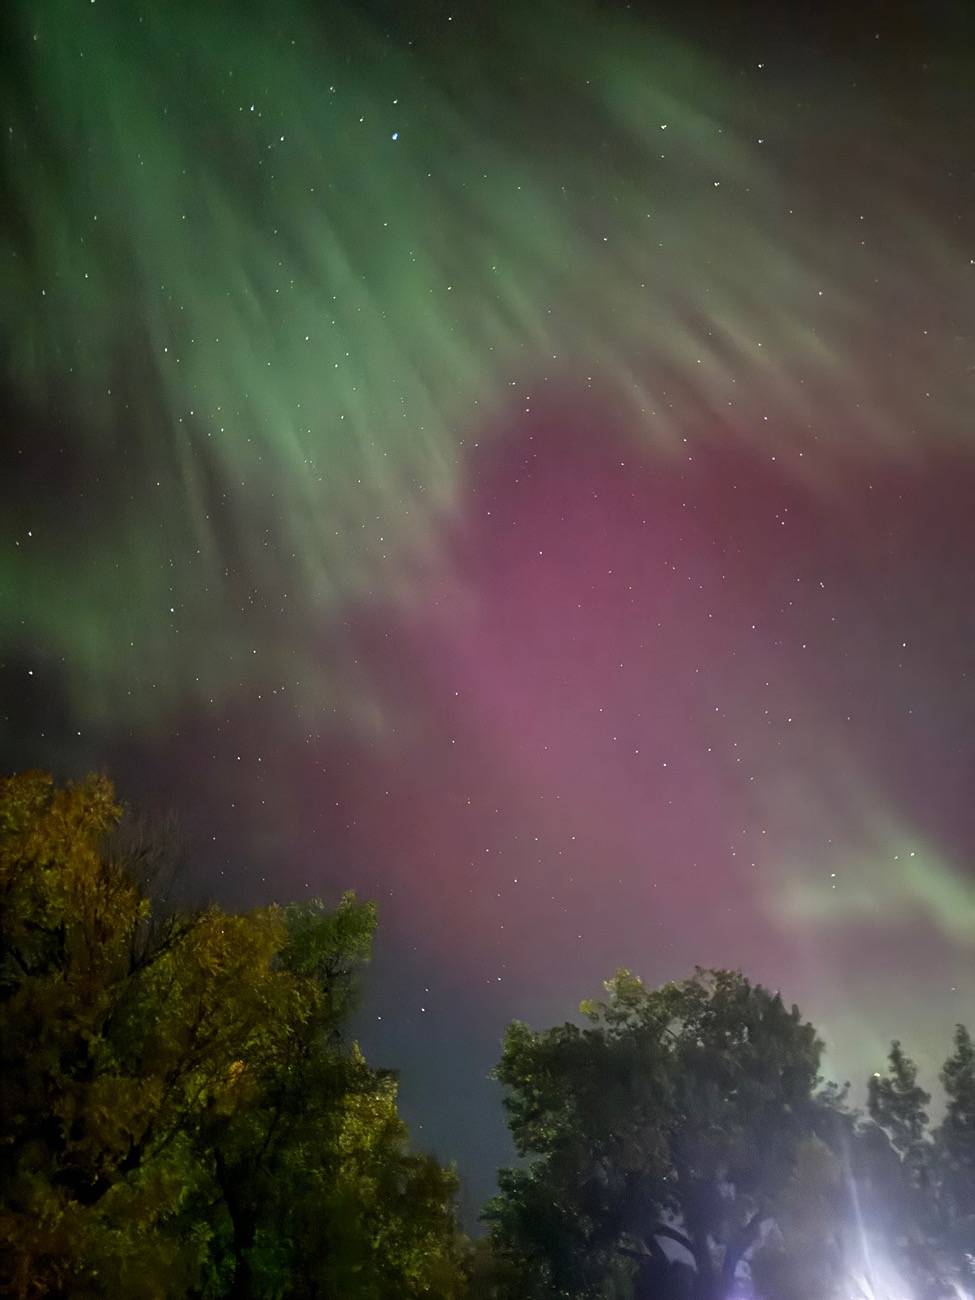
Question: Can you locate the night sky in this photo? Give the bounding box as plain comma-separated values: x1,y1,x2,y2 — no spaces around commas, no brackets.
2,0,974,1216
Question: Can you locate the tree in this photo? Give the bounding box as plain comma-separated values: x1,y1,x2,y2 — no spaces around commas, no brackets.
868,1040,931,1180
860,1039,957,1298
0,771,467,1298
196,965,469,1299
753,1034,975,1300
935,1025,975,1290
747,1136,850,1300
486,967,825,1300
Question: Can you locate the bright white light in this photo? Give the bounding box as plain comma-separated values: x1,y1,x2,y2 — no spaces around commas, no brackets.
847,1263,914,1300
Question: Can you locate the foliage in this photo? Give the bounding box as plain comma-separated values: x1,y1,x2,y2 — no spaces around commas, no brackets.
4,769,973,1300
936,1025,975,1274
487,967,975,1300
0,771,467,1298
486,967,826,1299
868,1040,932,1175
723,1036,975,1300
748,1136,850,1300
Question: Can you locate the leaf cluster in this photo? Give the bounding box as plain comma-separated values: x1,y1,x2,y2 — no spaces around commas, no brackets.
0,772,467,1299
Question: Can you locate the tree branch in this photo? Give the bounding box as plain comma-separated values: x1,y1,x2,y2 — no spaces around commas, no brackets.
650,1223,696,1255
721,1206,765,1288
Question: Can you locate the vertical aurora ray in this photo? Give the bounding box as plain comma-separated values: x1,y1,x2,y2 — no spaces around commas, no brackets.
2,0,974,1208
3,0,970,722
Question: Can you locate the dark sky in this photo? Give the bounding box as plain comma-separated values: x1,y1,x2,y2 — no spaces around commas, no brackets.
2,0,974,1216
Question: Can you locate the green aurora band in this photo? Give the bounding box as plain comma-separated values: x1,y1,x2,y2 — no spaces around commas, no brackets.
2,0,974,1068
3,0,969,722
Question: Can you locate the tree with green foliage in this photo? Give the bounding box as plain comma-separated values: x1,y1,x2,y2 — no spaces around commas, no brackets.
752,1034,975,1300
486,967,827,1300
935,1025,975,1279
860,1039,955,1298
868,1040,932,1181
747,1135,851,1300
0,771,468,1298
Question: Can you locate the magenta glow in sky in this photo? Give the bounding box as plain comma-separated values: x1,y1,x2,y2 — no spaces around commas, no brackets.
2,0,974,1210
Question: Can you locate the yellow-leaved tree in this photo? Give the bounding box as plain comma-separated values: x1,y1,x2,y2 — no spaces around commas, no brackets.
0,771,468,1299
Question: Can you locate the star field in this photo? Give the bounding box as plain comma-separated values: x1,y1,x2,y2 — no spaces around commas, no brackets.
2,0,974,1213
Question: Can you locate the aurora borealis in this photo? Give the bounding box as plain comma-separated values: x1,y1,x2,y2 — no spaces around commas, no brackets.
2,0,974,1211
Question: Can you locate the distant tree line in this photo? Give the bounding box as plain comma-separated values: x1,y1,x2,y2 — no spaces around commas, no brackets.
1,773,972,1298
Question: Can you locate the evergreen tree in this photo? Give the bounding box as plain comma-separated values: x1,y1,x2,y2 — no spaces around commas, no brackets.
935,1025,975,1289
